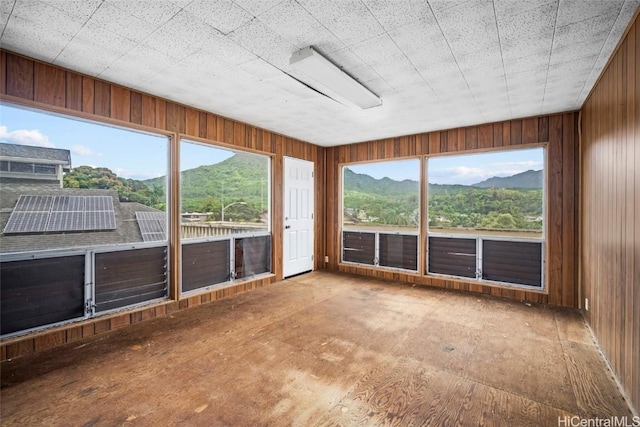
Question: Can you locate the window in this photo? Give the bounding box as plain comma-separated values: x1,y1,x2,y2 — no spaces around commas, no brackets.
342,159,420,271
180,139,271,294
427,148,545,288
0,103,170,336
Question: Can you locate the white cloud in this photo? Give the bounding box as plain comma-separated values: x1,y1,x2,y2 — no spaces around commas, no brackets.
0,125,55,148
113,167,163,181
431,162,542,185
71,145,100,157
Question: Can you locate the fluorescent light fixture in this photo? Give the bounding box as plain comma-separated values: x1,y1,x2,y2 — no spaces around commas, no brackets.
290,46,382,109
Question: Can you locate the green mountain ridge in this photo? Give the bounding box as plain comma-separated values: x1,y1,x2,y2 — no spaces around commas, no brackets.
471,169,542,189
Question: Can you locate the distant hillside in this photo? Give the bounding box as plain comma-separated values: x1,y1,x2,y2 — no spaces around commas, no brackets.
344,168,418,195
145,152,269,220
472,169,542,189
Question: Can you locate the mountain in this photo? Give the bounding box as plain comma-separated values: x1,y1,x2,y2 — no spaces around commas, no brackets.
343,167,418,196
472,169,542,189
144,152,269,219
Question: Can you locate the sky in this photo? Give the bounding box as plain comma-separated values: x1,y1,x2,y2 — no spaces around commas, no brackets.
348,148,544,185
1,103,543,185
0,104,235,180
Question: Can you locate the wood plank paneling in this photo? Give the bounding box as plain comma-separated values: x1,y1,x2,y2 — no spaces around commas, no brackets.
34,63,65,107
141,94,156,128
130,91,142,124
185,107,199,136
81,76,94,113
65,72,83,111
94,80,110,117
5,54,33,99
580,12,639,415
110,85,130,122
478,124,493,149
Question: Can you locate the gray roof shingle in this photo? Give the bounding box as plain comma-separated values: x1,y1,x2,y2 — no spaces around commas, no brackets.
0,143,71,167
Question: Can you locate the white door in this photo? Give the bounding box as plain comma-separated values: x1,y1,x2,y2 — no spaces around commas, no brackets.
283,156,314,278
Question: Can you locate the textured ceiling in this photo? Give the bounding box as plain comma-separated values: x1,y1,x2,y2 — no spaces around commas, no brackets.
1,0,638,146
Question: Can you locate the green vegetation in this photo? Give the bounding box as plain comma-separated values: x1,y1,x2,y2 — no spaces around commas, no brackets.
428,185,542,230
63,165,166,210
343,167,543,232
343,168,419,227
64,153,268,222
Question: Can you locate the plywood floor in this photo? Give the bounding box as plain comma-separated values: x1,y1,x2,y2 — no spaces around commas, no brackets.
1,271,633,426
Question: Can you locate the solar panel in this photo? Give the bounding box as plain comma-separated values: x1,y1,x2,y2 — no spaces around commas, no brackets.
47,211,84,232
4,194,117,234
3,212,49,233
142,232,166,242
85,196,114,211
135,211,166,242
84,211,116,230
52,196,84,212
14,195,54,211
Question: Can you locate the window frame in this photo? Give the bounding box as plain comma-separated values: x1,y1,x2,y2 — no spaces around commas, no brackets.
340,157,422,274
0,102,173,337
177,137,273,297
425,145,547,291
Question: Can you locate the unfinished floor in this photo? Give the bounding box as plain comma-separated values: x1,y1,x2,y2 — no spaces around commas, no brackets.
0,271,633,426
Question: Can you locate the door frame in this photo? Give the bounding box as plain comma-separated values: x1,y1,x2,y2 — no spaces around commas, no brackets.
282,156,315,278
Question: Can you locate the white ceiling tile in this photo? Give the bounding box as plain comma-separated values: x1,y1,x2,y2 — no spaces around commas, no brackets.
141,10,219,60
88,1,158,43
497,2,556,59
457,48,503,75
40,0,102,21
556,0,625,27
234,0,284,16
296,0,385,46
1,0,15,33
493,0,556,18
432,0,499,56
98,45,174,86
554,11,619,49
105,0,182,27
239,58,283,81
199,36,258,65
503,52,549,75
55,41,117,76
12,0,85,36
185,0,253,34
168,0,193,7
258,0,344,53
362,0,432,31
228,19,295,69
1,13,70,62
549,39,604,66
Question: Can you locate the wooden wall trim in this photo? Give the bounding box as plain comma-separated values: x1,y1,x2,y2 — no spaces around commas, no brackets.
580,12,639,414
324,113,579,307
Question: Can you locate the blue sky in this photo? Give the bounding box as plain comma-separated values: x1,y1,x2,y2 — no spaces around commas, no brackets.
348,148,543,185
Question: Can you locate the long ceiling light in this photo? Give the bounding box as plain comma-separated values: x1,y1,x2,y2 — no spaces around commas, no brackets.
290,46,382,109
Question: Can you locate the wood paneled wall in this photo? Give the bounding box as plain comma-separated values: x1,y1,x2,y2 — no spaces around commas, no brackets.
580,12,639,414
0,50,325,360
325,113,579,307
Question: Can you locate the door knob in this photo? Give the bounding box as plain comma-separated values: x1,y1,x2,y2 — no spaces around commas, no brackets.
285,225,291,229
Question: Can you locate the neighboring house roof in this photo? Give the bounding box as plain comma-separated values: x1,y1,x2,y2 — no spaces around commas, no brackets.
0,187,162,254
0,142,71,168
